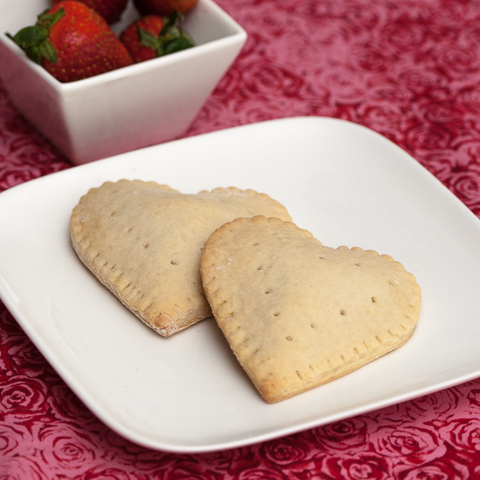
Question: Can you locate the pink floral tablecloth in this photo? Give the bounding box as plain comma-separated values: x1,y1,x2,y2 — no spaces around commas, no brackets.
2,0,480,478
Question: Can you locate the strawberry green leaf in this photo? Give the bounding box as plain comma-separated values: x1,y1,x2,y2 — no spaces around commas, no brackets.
139,11,195,58
6,9,61,66
161,36,194,55
37,8,66,29
160,11,184,37
10,26,49,49
24,46,42,65
38,39,58,64
137,27,159,50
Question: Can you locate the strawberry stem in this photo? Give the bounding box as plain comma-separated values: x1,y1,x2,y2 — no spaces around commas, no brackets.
37,8,66,29
6,8,65,65
138,11,194,58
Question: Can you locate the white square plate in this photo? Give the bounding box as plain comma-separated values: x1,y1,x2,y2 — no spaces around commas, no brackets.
1,117,480,453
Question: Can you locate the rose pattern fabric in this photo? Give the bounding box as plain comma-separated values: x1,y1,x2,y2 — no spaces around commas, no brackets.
2,0,480,477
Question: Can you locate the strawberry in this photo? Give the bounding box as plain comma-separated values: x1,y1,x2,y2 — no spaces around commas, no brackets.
119,12,194,63
51,0,128,24
133,0,198,17
8,1,133,83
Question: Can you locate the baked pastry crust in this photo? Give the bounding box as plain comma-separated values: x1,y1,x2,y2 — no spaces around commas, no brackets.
70,180,292,336
201,216,422,403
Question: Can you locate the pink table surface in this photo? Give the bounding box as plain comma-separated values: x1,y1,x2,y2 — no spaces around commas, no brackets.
2,0,480,478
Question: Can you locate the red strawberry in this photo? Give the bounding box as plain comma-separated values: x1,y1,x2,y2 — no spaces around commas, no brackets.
120,12,194,63
8,1,133,83
133,0,198,17
51,0,128,24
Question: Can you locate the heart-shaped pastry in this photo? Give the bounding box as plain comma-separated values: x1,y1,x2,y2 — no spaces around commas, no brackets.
200,216,422,403
70,180,292,336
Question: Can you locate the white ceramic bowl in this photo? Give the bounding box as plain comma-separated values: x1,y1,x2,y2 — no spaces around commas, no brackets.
0,0,246,164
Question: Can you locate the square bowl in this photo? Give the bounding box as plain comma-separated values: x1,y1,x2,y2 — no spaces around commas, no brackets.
0,0,246,165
